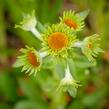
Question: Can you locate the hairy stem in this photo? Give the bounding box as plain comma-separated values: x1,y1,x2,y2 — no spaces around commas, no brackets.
30,28,42,41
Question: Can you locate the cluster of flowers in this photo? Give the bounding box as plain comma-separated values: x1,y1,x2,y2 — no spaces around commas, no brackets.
14,10,103,97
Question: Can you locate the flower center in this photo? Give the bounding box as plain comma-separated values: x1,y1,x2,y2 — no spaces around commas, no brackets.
88,43,93,49
48,32,68,51
64,19,78,29
28,52,40,67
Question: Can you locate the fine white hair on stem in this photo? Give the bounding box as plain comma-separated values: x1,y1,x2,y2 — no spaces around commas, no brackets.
73,41,82,48
39,51,48,58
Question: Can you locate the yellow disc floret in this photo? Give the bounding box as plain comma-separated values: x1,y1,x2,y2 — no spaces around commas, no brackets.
48,32,68,51
28,52,40,67
42,23,77,57
64,19,78,30
60,10,84,31
13,46,42,76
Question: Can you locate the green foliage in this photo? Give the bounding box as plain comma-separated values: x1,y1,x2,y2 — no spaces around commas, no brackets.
0,72,18,102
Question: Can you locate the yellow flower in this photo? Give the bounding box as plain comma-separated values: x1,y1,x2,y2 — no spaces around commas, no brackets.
81,34,104,62
60,10,85,31
42,23,77,58
13,46,42,76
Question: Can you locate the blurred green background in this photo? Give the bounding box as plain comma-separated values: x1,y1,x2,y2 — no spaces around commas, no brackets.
0,0,109,109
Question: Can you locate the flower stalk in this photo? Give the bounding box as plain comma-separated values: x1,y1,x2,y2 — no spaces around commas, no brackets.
30,28,42,40
73,41,82,48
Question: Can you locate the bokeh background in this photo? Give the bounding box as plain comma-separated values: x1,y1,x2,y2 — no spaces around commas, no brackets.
0,0,109,109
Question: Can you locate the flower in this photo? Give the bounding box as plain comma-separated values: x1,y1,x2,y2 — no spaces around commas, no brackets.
15,10,37,31
81,34,104,62
15,10,42,40
42,23,77,58
13,46,42,76
60,10,85,31
57,65,81,97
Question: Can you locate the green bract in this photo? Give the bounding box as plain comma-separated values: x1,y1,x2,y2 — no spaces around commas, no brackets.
81,34,104,62
60,10,85,32
13,46,42,76
42,23,77,58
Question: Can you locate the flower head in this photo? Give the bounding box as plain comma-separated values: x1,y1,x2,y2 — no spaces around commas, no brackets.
42,23,77,58
57,65,81,97
60,10,85,32
81,34,104,62
15,10,37,31
13,46,42,76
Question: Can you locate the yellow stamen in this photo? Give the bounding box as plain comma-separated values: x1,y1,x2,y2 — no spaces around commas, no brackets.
48,32,68,51
28,52,40,67
64,19,78,29
88,43,93,49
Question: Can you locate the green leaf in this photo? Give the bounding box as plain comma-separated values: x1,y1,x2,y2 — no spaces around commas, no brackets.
39,0,50,23
77,9,90,20
68,100,84,109
0,3,6,49
0,103,11,109
74,56,96,68
18,78,49,109
82,89,106,106
37,21,46,32
68,87,77,97
37,69,58,92
42,56,56,69
48,0,63,22
0,72,18,102
15,100,47,109
75,58,96,68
